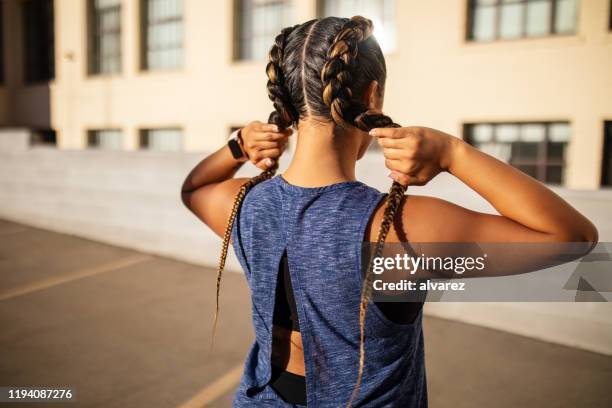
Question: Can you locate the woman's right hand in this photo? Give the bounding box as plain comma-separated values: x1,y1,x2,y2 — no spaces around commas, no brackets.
240,121,293,170
371,126,460,186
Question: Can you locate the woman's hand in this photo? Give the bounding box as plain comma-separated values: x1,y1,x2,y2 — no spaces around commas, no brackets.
371,126,459,186
241,121,293,170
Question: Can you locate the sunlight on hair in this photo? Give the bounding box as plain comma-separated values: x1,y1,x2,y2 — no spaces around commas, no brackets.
370,17,396,53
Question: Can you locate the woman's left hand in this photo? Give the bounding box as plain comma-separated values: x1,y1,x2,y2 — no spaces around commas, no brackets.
240,121,293,170
371,126,459,186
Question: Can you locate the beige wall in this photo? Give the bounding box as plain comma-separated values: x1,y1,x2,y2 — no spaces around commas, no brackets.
2,0,611,189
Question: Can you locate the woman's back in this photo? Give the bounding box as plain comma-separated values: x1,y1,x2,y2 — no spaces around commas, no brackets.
231,175,427,407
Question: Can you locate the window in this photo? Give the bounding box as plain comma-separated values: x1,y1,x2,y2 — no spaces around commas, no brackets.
140,128,182,151
465,122,570,184
23,0,55,83
88,129,123,149
0,1,4,83
88,0,122,75
234,0,294,61
30,129,57,146
318,0,396,53
602,122,612,187
141,0,183,70
467,0,577,42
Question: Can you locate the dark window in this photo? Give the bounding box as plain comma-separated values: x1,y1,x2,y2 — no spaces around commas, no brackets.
602,122,612,187
88,0,122,75
87,129,123,149
317,0,396,53
30,129,57,146
23,0,55,83
0,1,4,83
465,122,570,184
140,128,182,151
140,0,183,70
234,0,293,61
467,0,577,42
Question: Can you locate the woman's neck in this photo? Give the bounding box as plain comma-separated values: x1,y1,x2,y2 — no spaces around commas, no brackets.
282,120,359,187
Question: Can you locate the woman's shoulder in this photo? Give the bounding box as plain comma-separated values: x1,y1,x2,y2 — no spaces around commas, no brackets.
365,194,465,243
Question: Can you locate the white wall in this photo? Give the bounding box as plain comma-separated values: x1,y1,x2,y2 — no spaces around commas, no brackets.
0,129,611,355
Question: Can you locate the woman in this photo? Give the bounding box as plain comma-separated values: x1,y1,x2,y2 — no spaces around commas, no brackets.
181,16,597,408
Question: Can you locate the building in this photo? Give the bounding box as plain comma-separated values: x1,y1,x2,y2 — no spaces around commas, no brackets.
0,0,611,189
1,1,611,356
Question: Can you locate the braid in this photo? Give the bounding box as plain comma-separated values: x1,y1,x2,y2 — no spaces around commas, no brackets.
210,25,297,352
267,25,300,129
320,17,408,408
320,16,373,127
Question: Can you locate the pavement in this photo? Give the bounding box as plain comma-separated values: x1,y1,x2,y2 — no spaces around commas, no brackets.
0,219,610,408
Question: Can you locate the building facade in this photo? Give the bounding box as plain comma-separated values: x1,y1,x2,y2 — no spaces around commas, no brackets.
0,0,611,189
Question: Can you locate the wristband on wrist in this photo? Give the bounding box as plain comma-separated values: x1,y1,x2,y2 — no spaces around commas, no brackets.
228,128,248,162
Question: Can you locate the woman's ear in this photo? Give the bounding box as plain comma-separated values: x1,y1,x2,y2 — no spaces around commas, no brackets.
363,80,383,110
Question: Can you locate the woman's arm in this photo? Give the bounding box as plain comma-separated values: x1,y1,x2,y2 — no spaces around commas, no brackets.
181,121,290,237
373,126,598,245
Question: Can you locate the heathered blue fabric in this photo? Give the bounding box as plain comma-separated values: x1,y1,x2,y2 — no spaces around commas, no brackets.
230,175,427,407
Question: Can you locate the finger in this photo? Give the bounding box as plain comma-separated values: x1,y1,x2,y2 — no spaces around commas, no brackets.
377,137,405,149
388,171,426,187
384,158,422,175
370,128,403,139
260,123,279,132
254,158,275,170
381,148,409,160
250,141,280,150
254,132,289,141
251,148,281,162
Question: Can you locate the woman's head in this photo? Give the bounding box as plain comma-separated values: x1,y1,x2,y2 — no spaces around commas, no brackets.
266,17,395,156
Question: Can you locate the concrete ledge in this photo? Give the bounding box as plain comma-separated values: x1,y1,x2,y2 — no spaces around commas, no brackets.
0,143,610,355
0,128,30,151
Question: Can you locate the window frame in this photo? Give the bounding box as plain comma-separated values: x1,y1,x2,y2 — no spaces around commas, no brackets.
139,0,184,71
87,0,122,76
86,129,124,150
464,121,570,184
466,0,578,42
139,127,183,151
233,0,292,61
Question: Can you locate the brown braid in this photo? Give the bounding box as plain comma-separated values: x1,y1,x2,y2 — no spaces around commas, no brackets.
321,16,408,407
320,16,373,128
210,25,298,353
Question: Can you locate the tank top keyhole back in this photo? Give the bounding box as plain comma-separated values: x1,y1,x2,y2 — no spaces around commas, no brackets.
230,174,427,407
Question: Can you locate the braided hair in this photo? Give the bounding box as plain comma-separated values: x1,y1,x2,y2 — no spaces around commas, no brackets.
213,16,406,407
320,16,406,407
211,24,299,352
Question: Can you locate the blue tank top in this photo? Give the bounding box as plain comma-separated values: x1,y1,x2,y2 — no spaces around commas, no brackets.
231,175,427,407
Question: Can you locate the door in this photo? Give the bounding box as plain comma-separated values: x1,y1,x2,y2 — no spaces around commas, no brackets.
601,122,612,187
